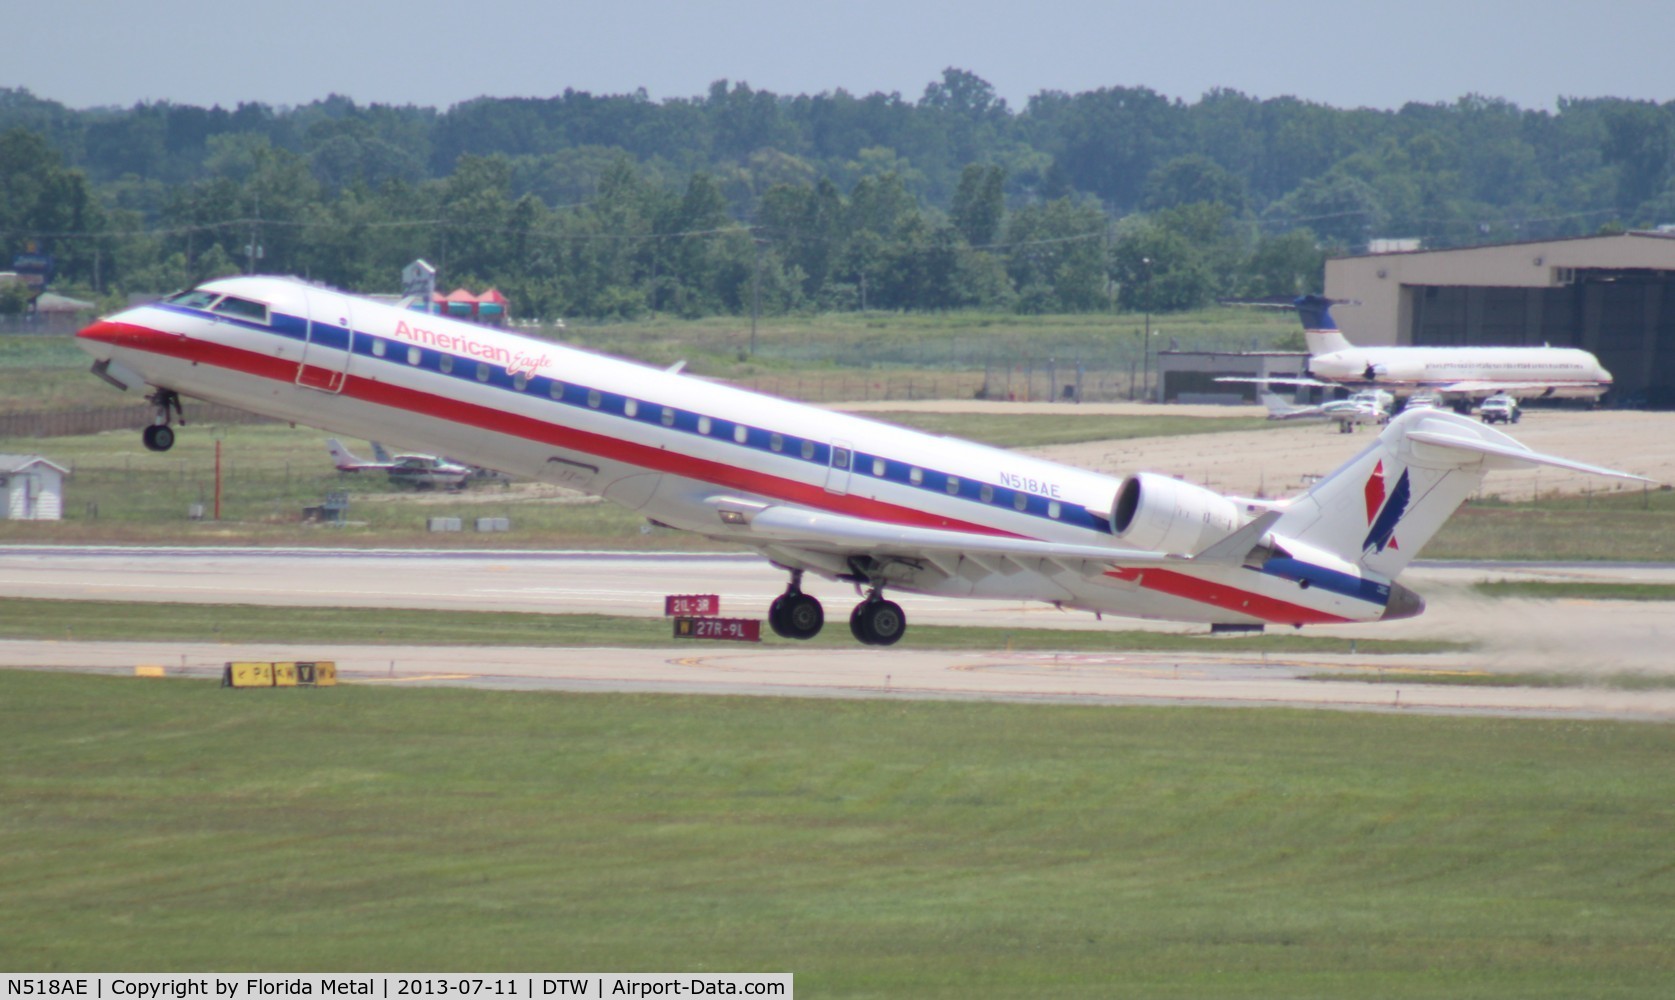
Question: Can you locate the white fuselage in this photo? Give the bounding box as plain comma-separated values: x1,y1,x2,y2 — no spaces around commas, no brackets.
1307,342,1612,400
77,276,1403,627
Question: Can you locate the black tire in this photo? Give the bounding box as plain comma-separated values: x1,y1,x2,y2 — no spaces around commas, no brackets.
767,594,792,638
778,593,824,640
142,424,175,452
848,603,871,644
853,599,906,647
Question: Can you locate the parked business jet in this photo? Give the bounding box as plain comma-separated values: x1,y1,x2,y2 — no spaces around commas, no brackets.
326,438,473,489
1223,295,1614,408
77,277,1646,645
1260,389,1392,433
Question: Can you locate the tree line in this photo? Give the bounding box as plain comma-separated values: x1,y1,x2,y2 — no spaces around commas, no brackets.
3,70,1673,319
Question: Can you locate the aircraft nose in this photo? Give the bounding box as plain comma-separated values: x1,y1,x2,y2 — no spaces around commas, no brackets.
1381,582,1426,621
77,317,148,348
76,315,182,356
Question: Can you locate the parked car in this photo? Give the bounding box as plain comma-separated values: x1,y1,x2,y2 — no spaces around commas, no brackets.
1479,394,1520,424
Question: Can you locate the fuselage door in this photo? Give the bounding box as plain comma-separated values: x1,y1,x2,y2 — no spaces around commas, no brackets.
297,291,352,394
825,439,853,496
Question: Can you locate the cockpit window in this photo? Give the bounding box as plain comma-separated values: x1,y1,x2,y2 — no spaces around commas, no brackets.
210,296,269,323
165,290,221,310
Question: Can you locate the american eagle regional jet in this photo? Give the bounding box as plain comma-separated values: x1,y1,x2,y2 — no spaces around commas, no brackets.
77,276,1645,645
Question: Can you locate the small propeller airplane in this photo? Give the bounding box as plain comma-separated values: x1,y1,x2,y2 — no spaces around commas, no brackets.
1222,295,1614,408
1260,388,1393,433
326,438,473,489
77,276,1649,645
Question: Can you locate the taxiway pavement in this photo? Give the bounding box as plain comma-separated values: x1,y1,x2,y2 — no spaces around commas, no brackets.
2,547,1671,721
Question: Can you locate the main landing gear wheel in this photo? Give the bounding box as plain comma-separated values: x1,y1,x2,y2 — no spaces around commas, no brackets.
142,424,175,452
768,591,824,640
849,596,906,647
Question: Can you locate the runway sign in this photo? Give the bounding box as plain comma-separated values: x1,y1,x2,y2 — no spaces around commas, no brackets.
222,661,338,688
665,594,721,616
673,617,761,642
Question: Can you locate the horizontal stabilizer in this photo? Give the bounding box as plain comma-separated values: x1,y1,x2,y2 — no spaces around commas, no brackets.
1406,427,1653,483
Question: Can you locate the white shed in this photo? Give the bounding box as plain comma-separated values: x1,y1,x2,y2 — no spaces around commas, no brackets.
0,454,70,520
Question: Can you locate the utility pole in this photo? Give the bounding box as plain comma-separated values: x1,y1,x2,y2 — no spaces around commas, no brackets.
1141,256,1153,401
750,237,764,356
246,192,262,274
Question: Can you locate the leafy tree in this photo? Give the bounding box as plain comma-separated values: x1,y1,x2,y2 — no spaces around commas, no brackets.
1601,100,1675,217
0,127,103,285
1142,154,1248,214
756,178,844,301
661,172,737,316
21,74,1675,319
1238,229,1325,298
1111,224,1214,312
1051,86,1183,211
1150,201,1250,299
0,280,33,315
509,145,631,207
951,163,1005,246
1263,170,1387,251
1003,198,1108,312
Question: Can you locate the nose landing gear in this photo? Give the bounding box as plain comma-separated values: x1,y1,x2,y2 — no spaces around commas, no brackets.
142,389,184,452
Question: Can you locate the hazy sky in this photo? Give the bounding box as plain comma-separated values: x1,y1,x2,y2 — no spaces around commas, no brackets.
10,0,1673,113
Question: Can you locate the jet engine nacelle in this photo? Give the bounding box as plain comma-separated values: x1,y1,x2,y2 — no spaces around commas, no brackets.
1110,473,1245,555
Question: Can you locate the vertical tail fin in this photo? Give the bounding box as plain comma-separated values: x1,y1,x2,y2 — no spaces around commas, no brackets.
371,442,392,463
1295,294,1353,356
1273,408,1647,578
1259,391,1299,417
326,438,362,470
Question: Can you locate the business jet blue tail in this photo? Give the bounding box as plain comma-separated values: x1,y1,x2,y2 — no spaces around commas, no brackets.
1295,294,1354,356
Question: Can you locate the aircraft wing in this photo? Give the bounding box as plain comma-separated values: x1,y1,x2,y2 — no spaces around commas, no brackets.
701,497,1275,578
1264,401,1327,420
1215,375,1337,389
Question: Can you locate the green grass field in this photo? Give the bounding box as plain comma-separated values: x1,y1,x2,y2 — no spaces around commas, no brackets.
1471,580,1675,602
4,669,1673,995
1428,491,1675,562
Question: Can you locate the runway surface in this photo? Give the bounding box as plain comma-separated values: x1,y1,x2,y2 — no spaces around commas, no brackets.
3,546,1672,721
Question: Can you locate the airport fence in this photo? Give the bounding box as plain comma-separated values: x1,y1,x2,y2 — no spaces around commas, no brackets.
0,402,276,440
737,363,1153,405
4,364,1158,442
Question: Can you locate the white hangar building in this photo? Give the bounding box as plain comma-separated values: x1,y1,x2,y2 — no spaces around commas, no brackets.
1325,231,1675,407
